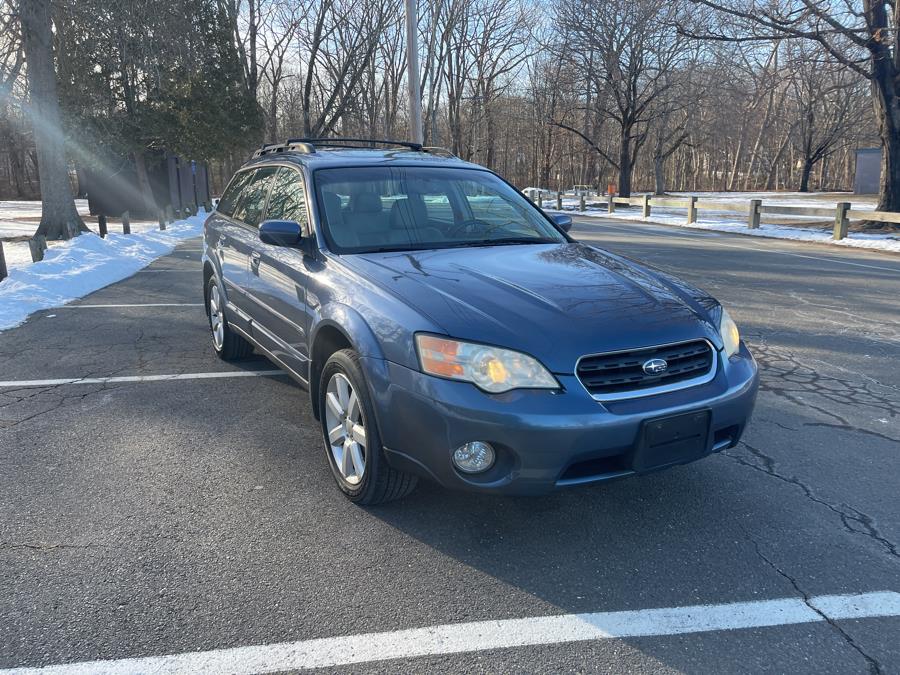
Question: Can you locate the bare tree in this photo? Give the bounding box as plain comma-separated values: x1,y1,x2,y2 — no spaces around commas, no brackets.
19,0,86,239
554,0,694,196
297,0,393,136
784,42,867,192
684,0,900,211
0,0,33,198
257,0,301,142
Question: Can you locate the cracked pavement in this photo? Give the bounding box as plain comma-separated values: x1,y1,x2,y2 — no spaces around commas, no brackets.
1,226,900,673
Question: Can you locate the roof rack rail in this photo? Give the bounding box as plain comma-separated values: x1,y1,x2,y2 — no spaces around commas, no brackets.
251,140,315,158
287,137,424,151
251,138,450,160
421,146,455,157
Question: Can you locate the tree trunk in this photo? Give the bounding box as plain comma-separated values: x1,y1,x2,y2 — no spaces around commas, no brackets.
20,0,86,240
871,73,900,212
133,152,157,218
618,132,632,197
653,155,665,195
269,82,279,143
764,131,791,190
798,158,813,193
0,110,26,198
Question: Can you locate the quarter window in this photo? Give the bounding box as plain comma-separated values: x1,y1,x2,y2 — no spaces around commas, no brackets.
216,170,254,217
265,167,308,226
232,167,278,227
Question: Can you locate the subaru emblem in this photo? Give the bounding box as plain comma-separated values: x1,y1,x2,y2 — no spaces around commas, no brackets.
642,358,668,375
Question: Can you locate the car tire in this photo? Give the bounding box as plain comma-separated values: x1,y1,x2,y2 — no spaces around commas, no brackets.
206,277,253,361
319,349,418,504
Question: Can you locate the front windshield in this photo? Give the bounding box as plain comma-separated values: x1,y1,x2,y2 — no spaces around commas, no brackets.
313,166,567,253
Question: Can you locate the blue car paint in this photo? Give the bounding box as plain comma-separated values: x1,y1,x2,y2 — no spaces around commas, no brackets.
202,149,758,494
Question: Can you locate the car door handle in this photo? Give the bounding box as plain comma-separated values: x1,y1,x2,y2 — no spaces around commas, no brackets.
250,250,261,274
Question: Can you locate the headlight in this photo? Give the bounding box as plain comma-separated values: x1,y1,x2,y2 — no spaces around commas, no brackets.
415,334,558,393
719,307,741,357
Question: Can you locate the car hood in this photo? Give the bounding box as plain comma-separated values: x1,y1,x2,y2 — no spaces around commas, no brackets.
342,242,722,374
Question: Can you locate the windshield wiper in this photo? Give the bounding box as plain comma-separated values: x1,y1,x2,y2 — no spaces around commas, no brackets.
439,238,557,248
354,245,430,254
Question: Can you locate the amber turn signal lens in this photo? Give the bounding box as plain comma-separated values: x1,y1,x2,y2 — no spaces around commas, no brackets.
416,335,465,377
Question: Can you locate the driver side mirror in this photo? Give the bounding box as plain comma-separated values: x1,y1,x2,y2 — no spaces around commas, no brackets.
259,219,302,247
552,214,573,233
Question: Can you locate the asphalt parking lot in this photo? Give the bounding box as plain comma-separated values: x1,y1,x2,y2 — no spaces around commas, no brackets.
1,218,899,673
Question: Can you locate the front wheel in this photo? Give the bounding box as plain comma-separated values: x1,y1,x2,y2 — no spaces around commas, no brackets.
319,349,417,504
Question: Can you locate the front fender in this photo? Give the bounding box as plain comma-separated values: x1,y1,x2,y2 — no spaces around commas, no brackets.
311,303,386,361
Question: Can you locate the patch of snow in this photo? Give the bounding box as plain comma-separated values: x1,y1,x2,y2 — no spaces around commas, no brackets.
0,211,206,331
0,199,172,240
0,199,90,238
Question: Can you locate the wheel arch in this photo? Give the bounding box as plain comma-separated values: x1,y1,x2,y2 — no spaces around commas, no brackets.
308,308,385,420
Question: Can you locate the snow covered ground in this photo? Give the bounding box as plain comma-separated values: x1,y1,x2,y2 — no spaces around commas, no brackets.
535,191,900,254
1,199,174,271
0,199,168,238
0,210,206,331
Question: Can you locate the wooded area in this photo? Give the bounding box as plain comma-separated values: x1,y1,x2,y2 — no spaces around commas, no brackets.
0,0,896,239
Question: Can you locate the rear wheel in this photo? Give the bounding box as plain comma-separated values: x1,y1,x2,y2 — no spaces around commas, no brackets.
319,349,417,504
206,277,252,361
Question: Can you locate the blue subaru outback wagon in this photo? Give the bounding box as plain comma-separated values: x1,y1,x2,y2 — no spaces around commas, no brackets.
202,138,758,504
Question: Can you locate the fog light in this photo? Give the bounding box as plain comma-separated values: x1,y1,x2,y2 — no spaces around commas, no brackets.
452,441,495,474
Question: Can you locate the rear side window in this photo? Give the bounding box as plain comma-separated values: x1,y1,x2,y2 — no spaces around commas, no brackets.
217,170,253,217
232,167,278,227
265,167,308,226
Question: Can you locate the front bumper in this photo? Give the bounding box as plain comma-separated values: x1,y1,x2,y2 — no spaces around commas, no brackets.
363,344,758,495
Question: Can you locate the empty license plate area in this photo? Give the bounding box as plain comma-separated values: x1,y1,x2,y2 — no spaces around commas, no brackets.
632,410,711,473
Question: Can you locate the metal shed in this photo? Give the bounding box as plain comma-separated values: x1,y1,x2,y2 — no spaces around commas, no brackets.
854,148,882,194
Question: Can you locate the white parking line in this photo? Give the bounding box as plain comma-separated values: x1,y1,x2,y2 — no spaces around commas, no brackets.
58,303,203,309
3,591,898,674
0,370,286,388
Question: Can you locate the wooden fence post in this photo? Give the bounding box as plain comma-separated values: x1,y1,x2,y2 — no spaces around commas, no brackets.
556,192,562,210
28,236,46,263
98,214,108,238
641,194,651,218
0,240,7,281
833,202,850,240
687,196,697,224
579,194,586,212
158,209,167,231
748,199,761,229
122,211,131,235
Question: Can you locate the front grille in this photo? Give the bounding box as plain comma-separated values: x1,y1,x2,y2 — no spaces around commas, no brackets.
577,339,714,397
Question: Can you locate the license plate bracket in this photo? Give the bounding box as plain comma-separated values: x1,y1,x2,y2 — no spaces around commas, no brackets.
631,410,711,473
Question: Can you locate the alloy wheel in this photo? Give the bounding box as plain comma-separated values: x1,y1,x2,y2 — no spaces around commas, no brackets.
324,373,367,485
209,284,224,350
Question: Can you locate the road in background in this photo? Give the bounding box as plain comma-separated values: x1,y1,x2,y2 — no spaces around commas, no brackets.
1,222,898,673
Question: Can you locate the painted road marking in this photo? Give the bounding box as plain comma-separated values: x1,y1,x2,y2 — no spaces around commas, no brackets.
3,592,899,674
58,303,203,309
575,220,900,274
0,370,286,388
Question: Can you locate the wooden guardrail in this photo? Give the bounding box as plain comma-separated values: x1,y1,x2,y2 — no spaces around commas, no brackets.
529,189,900,241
